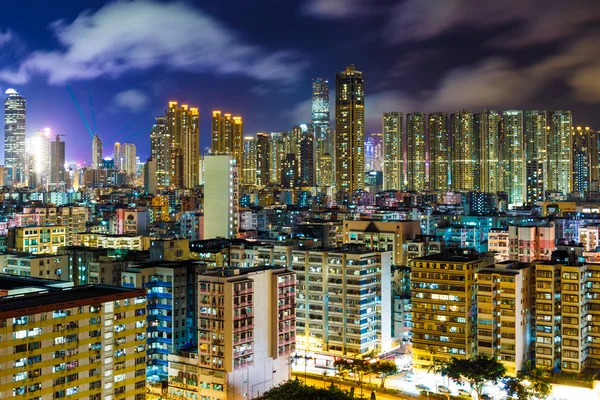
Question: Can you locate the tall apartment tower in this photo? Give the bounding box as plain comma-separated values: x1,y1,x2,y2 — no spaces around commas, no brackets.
167,102,199,188
211,112,243,171
335,65,364,193
525,110,548,204
190,267,295,400
91,134,103,169
382,112,404,190
428,112,449,192
590,129,600,192
122,143,137,180
50,135,66,189
501,110,525,206
573,126,591,195
114,142,122,170
256,132,270,187
300,131,315,186
144,157,157,194
204,155,239,239
269,132,285,184
451,110,475,191
548,110,573,195
32,128,51,188
150,117,170,188
0,275,147,400
241,136,256,186
312,78,332,153
4,88,26,185
406,112,426,191
476,110,501,194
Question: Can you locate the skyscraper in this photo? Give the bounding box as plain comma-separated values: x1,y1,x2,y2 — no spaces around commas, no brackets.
122,143,137,179
211,111,243,173
451,110,475,191
269,132,285,184
4,88,26,185
428,112,449,192
232,116,244,175
476,110,501,194
144,157,157,194
548,111,572,195
590,129,600,192
150,117,170,188
114,142,122,170
501,110,525,205
167,102,199,188
281,153,298,189
406,112,426,191
312,78,332,153
525,111,548,204
335,65,365,193
31,128,51,188
242,136,256,186
91,134,103,169
300,131,315,186
50,135,66,189
573,126,591,195
256,133,270,187
382,112,404,191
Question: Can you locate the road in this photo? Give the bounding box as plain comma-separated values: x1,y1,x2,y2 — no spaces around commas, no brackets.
298,375,416,400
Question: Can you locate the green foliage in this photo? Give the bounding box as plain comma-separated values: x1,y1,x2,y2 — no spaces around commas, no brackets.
371,359,399,388
504,361,551,400
261,379,354,400
432,355,507,399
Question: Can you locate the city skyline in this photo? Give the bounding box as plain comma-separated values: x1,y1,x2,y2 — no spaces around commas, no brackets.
0,0,599,163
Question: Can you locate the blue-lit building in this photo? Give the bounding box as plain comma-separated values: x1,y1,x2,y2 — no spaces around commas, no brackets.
122,261,201,382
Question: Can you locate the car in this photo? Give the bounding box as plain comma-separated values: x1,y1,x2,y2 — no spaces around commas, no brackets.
458,388,471,397
406,373,416,382
480,394,492,400
437,385,450,394
416,384,431,391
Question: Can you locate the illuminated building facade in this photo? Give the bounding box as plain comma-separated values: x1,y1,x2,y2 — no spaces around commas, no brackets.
122,143,137,180
573,126,591,195
50,135,66,190
525,110,548,204
382,112,404,190
91,134,103,170
428,112,449,192
406,112,426,191
242,136,256,186
548,110,572,195
256,133,269,187
0,275,147,400
150,117,170,188
167,102,200,188
501,110,525,205
4,88,26,186
204,155,239,239
335,65,364,193
476,110,501,194
451,110,475,191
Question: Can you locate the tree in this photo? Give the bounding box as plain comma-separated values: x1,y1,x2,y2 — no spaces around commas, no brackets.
262,379,353,400
334,359,352,381
503,361,551,400
435,355,507,400
372,360,398,388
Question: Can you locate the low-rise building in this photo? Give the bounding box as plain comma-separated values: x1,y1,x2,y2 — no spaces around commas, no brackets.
8,225,66,254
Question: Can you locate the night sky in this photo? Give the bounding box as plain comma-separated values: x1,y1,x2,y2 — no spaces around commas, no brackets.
1,0,599,163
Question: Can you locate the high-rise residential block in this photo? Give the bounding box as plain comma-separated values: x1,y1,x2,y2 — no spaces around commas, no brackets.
293,247,391,357
0,275,147,400
476,110,501,194
204,155,239,239
31,128,50,188
335,65,364,193
150,117,170,188
122,143,137,180
256,133,270,187
167,102,200,188
300,131,315,186
342,220,421,265
269,132,285,184
4,88,26,186
451,110,476,191
573,126,591,195
411,253,486,369
114,142,122,170
501,110,525,205
525,111,548,204
281,153,298,189
242,136,256,186
50,134,66,190
406,112,426,191
548,110,572,195
590,129,600,192
476,261,532,375
428,112,449,192
91,134,103,170
508,223,555,262
144,157,157,194
382,112,404,190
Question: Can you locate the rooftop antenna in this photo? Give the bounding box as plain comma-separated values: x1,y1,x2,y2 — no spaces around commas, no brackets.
66,85,94,139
